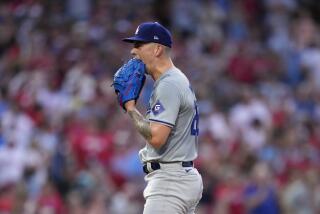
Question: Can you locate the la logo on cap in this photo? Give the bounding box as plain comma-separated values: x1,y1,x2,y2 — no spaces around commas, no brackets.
154,35,159,40
135,26,140,35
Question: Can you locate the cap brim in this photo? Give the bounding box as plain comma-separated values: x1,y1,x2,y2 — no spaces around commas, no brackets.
122,36,149,43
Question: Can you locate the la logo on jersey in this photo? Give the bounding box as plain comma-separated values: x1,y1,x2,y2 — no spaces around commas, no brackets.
152,100,165,115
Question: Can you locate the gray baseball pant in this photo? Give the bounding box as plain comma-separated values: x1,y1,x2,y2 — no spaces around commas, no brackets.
143,162,203,214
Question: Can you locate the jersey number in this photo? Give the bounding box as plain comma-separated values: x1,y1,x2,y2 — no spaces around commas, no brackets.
191,101,199,136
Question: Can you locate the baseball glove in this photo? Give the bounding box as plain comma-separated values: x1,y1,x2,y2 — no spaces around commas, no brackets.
112,58,146,110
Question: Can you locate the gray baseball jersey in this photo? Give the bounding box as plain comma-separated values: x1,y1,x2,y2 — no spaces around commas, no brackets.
139,67,199,163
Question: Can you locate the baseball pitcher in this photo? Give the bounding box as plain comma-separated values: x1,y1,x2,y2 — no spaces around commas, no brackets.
112,22,203,214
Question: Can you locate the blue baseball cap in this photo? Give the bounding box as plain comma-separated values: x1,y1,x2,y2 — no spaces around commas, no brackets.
123,22,172,48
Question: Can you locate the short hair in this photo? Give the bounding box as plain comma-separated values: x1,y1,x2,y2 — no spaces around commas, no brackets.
163,46,171,57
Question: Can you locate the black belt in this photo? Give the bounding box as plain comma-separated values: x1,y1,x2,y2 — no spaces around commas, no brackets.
143,161,193,174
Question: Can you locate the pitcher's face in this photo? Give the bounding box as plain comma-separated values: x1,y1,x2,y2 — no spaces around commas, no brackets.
130,42,159,74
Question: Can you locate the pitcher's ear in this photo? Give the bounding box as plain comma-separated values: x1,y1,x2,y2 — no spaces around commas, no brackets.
154,44,163,57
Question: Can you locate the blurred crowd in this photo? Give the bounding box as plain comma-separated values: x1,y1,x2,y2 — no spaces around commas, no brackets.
0,0,320,213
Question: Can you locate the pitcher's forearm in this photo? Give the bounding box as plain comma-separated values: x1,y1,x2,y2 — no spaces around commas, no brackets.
127,108,152,141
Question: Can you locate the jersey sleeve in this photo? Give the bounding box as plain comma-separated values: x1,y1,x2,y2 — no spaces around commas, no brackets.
149,81,180,128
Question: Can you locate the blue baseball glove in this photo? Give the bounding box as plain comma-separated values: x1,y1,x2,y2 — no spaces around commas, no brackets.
112,58,146,110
